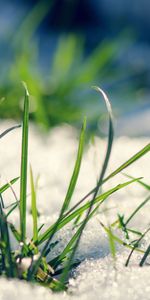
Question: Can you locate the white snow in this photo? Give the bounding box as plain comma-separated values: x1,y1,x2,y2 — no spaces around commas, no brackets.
0,120,150,300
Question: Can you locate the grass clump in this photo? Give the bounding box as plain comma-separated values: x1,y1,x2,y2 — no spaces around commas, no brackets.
0,85,150,292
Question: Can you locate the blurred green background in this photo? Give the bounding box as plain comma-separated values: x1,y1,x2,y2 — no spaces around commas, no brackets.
0,0,150,135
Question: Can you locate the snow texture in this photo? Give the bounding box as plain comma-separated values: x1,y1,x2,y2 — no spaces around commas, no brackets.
0,121,150,300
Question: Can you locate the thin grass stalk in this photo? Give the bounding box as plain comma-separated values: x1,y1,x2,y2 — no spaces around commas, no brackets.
60,117,86,213
20,83,29,243
59,87,114,287
30,165,38,242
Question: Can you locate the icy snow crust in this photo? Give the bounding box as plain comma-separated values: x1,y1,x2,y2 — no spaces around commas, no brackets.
0,121,150,300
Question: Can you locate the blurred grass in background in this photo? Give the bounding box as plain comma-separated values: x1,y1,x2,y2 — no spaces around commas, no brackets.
0,0,149,134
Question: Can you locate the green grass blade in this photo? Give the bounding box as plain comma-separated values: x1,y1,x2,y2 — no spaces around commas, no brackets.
30,165,38,242
20,83,29,243
125,194,150,226
92,87,114,193
0,177,19,194
61,117,86,213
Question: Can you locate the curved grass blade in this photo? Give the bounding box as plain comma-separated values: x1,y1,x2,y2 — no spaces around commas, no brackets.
30,165,38,242
20,83,29,243
57,87,114,287
27,118,86,280
0,125,21,139
91,87,114,192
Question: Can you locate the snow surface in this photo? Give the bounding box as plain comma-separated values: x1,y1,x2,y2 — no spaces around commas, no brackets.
0,121,150,300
